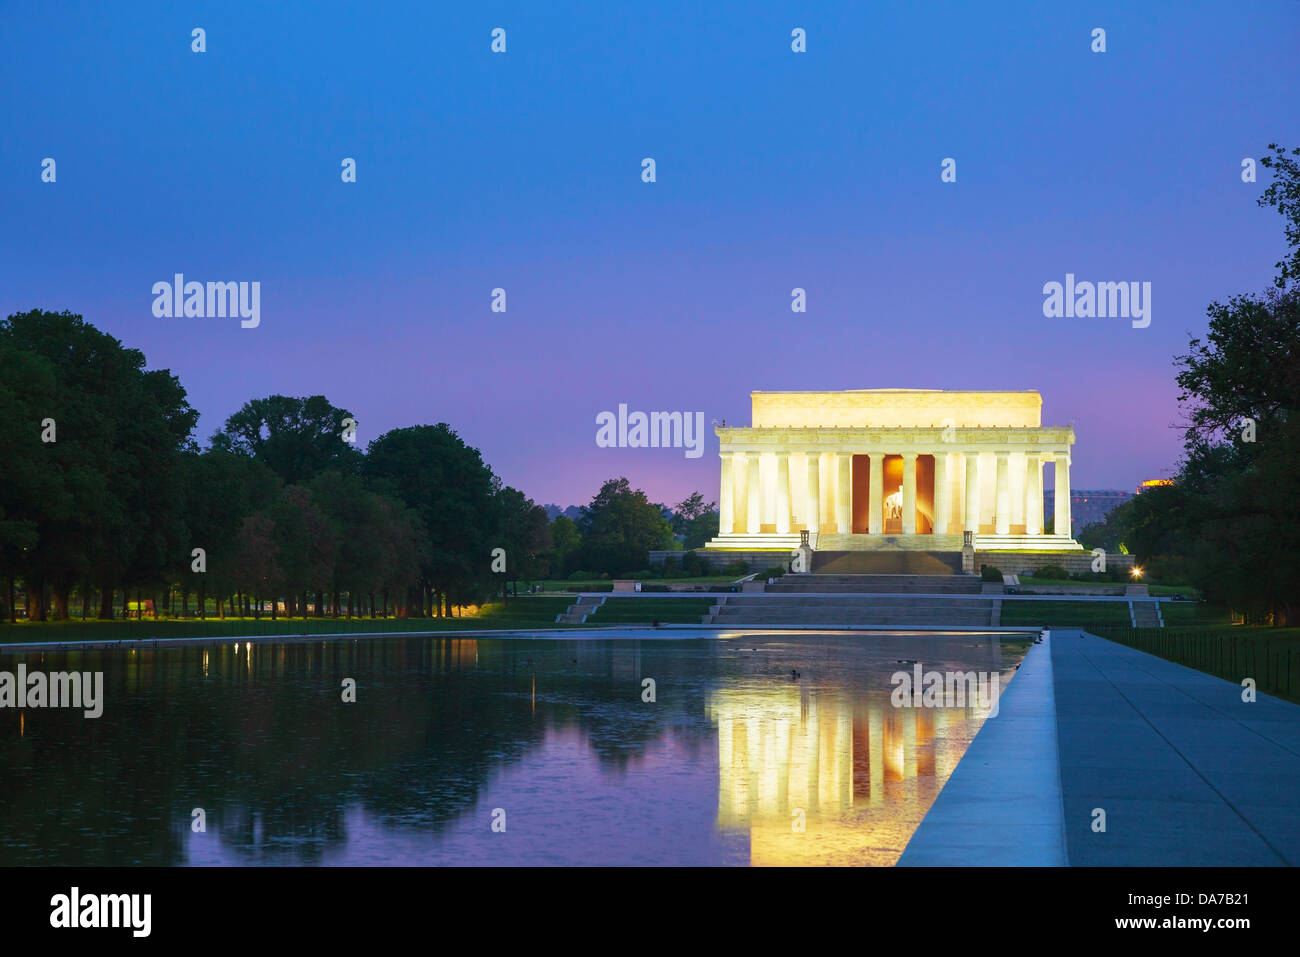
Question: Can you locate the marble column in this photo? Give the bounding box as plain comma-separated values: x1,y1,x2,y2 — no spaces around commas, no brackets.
835,453,851,534
868,454,883,534
1054,451,1071,538
933,452,950,535
964,453,980,533
775,452,791,535
718,452,735,535
805,453,820,533
1036,457,1046,533
1025,453,1041,536
901,452,917,535
746,453,761,535
994,451,1010,535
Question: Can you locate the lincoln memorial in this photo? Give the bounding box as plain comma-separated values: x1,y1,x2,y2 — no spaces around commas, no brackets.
704,389,1084,554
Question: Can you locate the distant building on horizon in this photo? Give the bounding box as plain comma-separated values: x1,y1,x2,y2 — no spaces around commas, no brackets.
1044,488,1134,531
1136,478,1174,493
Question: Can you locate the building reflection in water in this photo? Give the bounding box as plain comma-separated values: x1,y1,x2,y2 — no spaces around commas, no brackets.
708,668,1002,866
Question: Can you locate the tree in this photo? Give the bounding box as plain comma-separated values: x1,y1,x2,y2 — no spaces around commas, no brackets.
306,470,426,616
494,486,552,598
578,478,674,575
0,337,61,620
180,451,281,616
682,511,719,551
669,492,708,532
1175,287,1300,448
230,513,280,616
547,516,582,579
371,496,427,616
267,485,336,616
364,424,500,615
1160,144,1300,624
0,310,197,620
211,395,362,485
1259,143,1300,290
667,491,719,550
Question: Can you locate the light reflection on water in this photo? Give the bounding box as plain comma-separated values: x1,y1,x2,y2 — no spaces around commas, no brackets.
0,632,1026,866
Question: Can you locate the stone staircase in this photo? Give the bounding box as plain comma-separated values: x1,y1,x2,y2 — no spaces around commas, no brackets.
702,573,994,627
1130,600,1163,627
974,533,1085,551
702,533,804,550
556,595,604,624
768,573,978,593
704,593,995,627
811,551,963,575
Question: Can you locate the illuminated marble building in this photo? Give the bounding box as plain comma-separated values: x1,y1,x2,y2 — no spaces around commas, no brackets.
704,389,1084,553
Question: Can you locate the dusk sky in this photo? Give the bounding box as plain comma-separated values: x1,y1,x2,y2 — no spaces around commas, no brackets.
4,1,1297,508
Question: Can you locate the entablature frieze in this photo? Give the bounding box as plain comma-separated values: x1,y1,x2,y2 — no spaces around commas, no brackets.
715,426,1074,456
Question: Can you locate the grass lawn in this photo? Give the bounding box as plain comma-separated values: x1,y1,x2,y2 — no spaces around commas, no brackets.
584,597,715,624
1147,584,1200,598
1000,600,1134,628
0,597,585,645
1019,576,1198,599
1160,602,1232,627
1000,597,1231,630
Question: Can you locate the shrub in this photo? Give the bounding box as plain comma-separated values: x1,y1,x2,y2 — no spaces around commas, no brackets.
760,564,789,580
680,550,706,577
1035,564,1070,580
720,560,751,577
980,564,1003,582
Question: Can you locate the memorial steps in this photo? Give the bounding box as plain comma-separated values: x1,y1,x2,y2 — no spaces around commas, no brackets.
768,573,976,593
973,533,1085,552
704,592,996,627
811,533,967,551
702,573,995,627
809,550,962,576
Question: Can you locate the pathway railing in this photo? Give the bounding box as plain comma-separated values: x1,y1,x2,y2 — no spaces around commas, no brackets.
1090,626,1299,704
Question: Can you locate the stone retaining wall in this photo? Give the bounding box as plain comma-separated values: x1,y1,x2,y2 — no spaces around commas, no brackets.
977,551,1136,576
652,549,791,571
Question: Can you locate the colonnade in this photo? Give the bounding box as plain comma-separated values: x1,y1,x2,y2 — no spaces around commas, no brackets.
717,447,1071,538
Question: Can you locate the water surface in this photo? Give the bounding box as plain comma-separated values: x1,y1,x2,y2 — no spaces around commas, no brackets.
0,631,1026,865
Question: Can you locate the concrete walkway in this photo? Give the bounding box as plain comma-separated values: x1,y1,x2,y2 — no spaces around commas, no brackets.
1052,628,1299,865
899,632,1068,865
902,628,1300,866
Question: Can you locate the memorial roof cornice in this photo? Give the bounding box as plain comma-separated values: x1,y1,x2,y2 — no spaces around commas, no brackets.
715,425,1075,451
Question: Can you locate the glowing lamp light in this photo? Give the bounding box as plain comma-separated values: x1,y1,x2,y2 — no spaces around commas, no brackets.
1130,566,1144,578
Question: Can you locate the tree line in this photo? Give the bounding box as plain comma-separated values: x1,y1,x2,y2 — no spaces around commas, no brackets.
1079,144,1300,625
0,312,717,622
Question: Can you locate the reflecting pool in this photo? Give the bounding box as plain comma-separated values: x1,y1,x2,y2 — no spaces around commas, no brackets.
0,631,1028,865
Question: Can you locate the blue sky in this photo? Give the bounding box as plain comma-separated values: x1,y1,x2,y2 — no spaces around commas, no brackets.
3,0,1297,506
